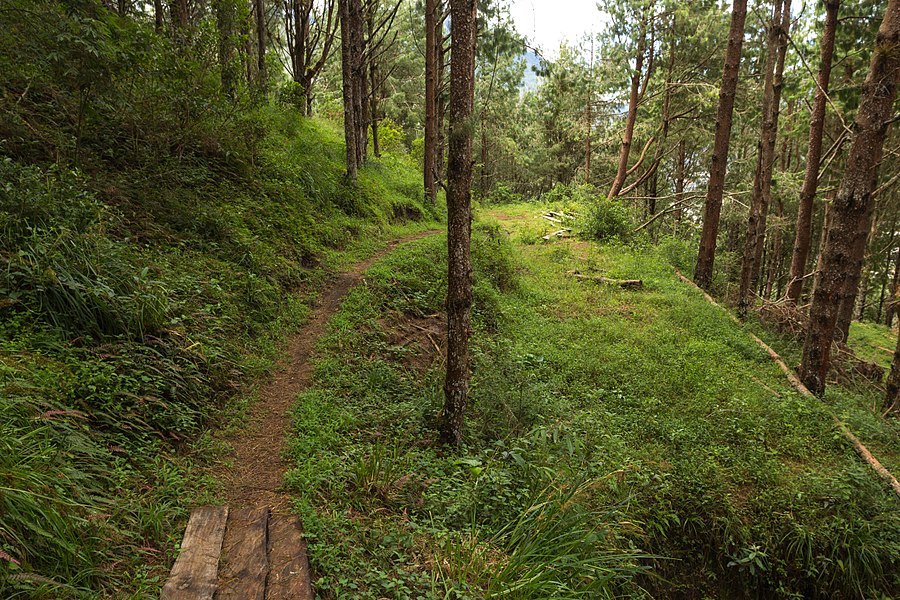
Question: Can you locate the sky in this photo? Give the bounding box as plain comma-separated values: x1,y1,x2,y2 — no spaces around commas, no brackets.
508,0,607,57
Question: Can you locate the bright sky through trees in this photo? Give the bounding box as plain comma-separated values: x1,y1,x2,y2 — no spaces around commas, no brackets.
509,0,608,55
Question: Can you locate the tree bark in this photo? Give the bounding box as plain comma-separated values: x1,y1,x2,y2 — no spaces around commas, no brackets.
215,0,237,97
885,313,900,413
155,0,164,32
887,249,900,326
440,0,476,447
339,0,358,182
647,11,677,219
694,0,748,290
368,10,380,158
608,9,650,199
787,0,840,304
737,0,790,316
424,0,438,203
673,139,686,228
254,0,266,91
799,0,900,396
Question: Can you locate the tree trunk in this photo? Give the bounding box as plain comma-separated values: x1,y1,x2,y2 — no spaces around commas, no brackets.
424,0,437,203
339,0,358,182
647,11,677,219
673,139,686,228
215,0,237,97
155,0,164,32
737,0,790,316
440,0,476,447
764,195,785,299
887,250,900,326
608,10,649,199
694,0,749,290
169,0,189,38
799,0,900,396
255,0,266,91
787,0,840,304
368,12,380,158
884,315,900,413
351,0,367,165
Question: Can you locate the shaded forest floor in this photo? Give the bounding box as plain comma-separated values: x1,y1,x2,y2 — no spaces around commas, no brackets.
280,203,899,598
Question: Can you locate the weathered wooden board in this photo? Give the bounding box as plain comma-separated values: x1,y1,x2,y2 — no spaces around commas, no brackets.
266,513,315,600
215,507,269,600
161,506,228,600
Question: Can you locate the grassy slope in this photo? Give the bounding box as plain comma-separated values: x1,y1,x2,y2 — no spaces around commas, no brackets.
285,203,899,599
0,108,438,598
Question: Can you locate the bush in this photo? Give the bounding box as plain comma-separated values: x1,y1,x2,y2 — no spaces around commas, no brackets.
581,196,631,241
484,182,523,205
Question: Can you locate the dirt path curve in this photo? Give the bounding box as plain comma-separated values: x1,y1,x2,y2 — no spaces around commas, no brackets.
218,229,440,511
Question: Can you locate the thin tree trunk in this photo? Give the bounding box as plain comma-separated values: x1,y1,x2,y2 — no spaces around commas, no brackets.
737,0,790,316
154,0,163,31
887,249,900,326
800,0,900,396
787,0,840,303
647,11,677,218
440,0,476,447
694,0,749,290
368,12,380,158
608,9,650,199
764,196,785,299
255,0,266,90
424,0,437,203
674,139,686,228
884,317,900,413
875,226,895,321
339,0,358,182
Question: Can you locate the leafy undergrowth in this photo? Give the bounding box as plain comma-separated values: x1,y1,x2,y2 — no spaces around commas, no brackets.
288,207,899,599
0,4,437,594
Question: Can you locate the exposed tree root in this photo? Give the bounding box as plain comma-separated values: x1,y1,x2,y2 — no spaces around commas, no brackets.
675,270,900,498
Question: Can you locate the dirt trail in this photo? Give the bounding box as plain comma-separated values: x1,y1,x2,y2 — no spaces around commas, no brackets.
217,230,440,511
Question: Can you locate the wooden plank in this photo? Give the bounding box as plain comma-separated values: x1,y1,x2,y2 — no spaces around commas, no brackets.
215,507,269,600
266,513,315,600
161,506,228,600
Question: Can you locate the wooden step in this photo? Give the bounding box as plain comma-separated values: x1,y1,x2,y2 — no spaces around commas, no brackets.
266,513,315,600
216,507,269,600
161,507,229,600
160,506,313,600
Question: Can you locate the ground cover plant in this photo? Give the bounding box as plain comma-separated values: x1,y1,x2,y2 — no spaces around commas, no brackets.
0,4,436,594
286,205,900,599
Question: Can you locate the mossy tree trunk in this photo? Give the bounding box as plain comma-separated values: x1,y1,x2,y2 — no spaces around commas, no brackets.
440,0,476,447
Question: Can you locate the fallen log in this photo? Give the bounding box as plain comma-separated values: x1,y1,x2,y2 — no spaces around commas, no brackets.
541,214,563,224
674,269,900,498
569,271,643,290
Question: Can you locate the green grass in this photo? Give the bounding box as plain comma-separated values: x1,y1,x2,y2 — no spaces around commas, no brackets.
848,320,897,371
0,105,439,597
286,205,899,599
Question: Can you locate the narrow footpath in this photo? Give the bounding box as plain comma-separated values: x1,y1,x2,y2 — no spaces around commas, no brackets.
161,230,439,600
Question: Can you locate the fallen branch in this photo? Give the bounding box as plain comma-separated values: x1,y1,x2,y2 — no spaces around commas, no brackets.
569,271,643,290
674,269,900,498
542,229,571,241
541,214,563,224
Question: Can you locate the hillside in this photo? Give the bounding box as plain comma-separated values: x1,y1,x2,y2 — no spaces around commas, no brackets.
0,4,437,595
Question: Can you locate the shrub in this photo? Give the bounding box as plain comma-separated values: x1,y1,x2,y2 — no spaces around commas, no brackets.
581,195,631,241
